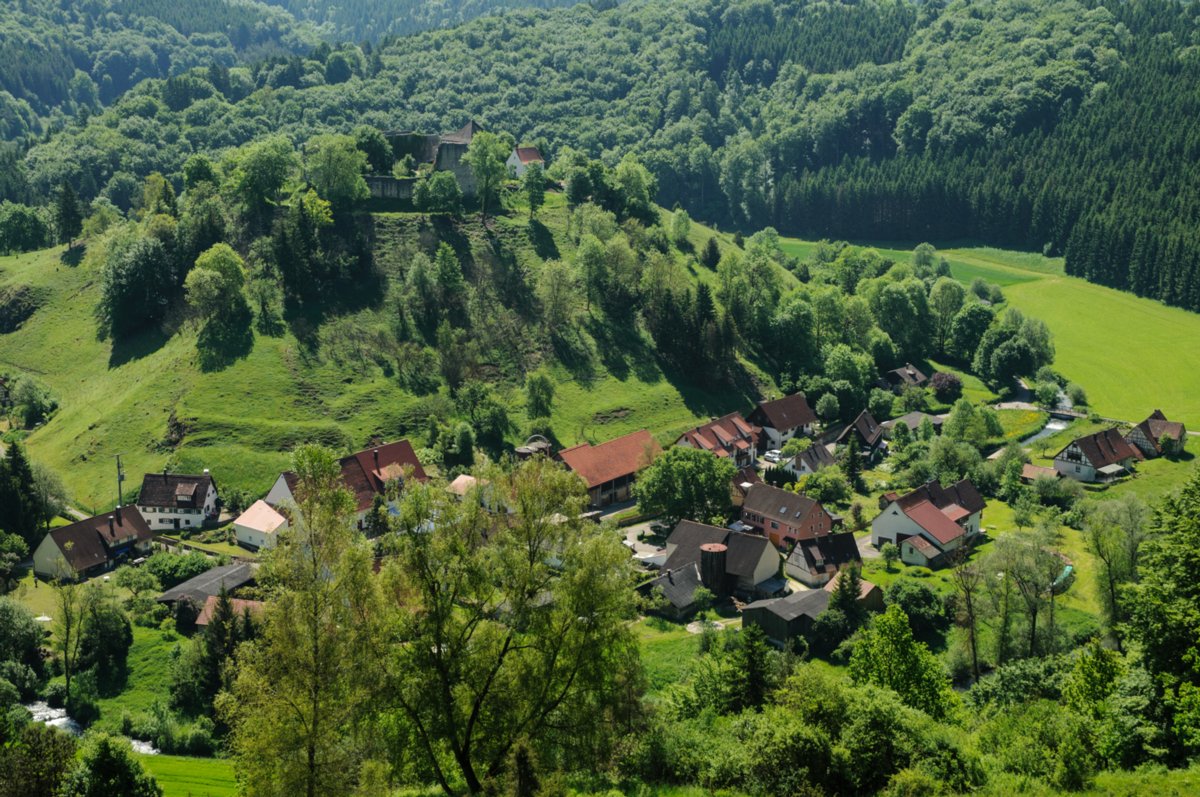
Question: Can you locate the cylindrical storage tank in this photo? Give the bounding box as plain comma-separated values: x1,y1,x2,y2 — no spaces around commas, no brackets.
699,543,729,595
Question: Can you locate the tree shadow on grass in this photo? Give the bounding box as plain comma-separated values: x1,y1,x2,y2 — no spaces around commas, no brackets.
108,326,172,369
59,245,84,267
528,219,559,261
197,302,255,373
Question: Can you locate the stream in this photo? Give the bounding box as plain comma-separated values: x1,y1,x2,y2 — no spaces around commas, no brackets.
1019,417,1069,447
23,701,160,754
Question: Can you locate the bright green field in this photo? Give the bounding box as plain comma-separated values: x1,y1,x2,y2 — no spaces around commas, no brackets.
783,238,1200,429
137,754,237,797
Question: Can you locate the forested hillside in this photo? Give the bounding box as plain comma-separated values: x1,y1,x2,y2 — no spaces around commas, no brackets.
5,0,1200,309
260,0,588,41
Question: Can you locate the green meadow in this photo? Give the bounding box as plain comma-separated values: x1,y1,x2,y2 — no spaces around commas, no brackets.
137,753,238,797
782,237,1200,429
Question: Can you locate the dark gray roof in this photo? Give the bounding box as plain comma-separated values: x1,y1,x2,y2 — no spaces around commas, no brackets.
796,444,835,472
787,532,861,578
158,563,255,605
664,520,727,570
744,588,829,622
641,563,702,610
725,532,773,579
742,483,822,523
137,472,216,509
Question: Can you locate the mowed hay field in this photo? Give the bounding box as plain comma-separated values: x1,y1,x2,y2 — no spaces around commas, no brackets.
137,754,237,797
782,238,1200,428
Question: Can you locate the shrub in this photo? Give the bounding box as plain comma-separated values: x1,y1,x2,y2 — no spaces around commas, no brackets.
930,372,962,402
45,681,67,708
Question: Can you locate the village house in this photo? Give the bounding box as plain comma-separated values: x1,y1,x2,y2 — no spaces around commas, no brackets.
783,443,836,477
194,595,265,629
740,482,837,549
730,466,762,508
742,589,830,647
558,429,662,508
871,479,986,568
33,506,154,581
833,409,886,462
506,146,545,177
1021,463,1061,485
885,362,930,392
265,440,427,528
785,531,862,587
674,412,759,468
1126,410,1187,459
136,471,219,532
1053,427,1141,482
232,500,288,551
747,393,818,451
640,520,784,616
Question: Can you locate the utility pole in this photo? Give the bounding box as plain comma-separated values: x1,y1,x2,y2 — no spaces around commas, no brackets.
115,454,125,508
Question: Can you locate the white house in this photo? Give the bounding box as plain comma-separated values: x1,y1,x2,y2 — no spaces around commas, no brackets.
783,443,836,477
136,471,219,532
233,500,287,551
506,146,544,178
747,393,818,451
871,480,986,568
33,507,153,581
1053,427,1141,482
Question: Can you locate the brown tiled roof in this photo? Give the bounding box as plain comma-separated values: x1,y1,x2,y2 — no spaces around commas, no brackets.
45,507,153,574
514,146,543,164
742,483,823,524
558,430,661,489
1022,464,1060,481
137,472,215,509
905,534,940,559
823,576,881,601
195,595,265,627
887,363,929,387
1058,427,1141,469
788,532,861,578
1131,410,1186,453
837,410,884,448
749,393,817,432
894,479,986,516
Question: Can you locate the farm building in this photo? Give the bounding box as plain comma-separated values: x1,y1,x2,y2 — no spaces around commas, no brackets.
506,146,545,177
33,507,154,581
1053,427,1141,482
742,589,830,647
871,480,986,568
785,531,862,587
233,500,287,551
1126,410,1187,459
558,429,662,508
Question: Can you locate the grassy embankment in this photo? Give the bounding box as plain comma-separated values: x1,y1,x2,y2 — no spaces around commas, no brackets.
0,193,774,509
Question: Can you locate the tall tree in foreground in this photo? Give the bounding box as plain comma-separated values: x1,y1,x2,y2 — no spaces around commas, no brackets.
465,130,512,220
54,181,82,249
380,457,639,794
850,604,953,719
523,161,545,220
221,445,379,797
1085,494,1149,651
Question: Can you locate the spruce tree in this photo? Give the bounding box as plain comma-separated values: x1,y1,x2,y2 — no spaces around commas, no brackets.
55,181,83,248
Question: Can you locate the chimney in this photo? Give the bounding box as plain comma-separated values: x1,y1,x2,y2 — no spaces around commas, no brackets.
373,449,380,468
203,468,210,475
108,516,115,535
115,505,122,525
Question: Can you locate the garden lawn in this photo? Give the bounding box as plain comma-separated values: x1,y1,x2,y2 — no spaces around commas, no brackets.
634,617,701,698
93,625,182,733
136,753,237,797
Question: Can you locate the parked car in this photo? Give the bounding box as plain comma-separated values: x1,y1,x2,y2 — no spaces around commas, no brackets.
764,449,782,463
649,521,669,535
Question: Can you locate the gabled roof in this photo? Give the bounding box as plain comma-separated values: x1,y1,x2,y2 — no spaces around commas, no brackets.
887,363,929,387
837,410,884,448
1022,464,1060,481
281,440,427,513
1130,410,1186,453
442,120,484,144
43,506,154,575
884,411,944,432
742,482,824,525
725,533,773,579
1056,427,1140,469
158,563,256,605
787,532,861,577
513,146,543,164
641,563,702,611
823,575,881,601
745,588,829,622
675,412,758,458
137,472,216,509
558,430,661,489
901,500,966,546
904,534,940,559
732,466,762,495
749,393,817,432
795,444,835,472
664,520,729,570
234,500,287,535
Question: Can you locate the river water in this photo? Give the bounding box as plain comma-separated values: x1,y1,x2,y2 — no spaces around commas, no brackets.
1019,417,1069,447
23,701,159,754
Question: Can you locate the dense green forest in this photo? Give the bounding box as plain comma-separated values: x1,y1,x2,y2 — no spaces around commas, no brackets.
4,0,1200,309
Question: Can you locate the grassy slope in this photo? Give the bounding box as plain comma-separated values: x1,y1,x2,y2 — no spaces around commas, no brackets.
137,754,238,797
0,195,771,508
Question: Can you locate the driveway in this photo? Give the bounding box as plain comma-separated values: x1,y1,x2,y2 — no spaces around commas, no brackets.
856,533,881,559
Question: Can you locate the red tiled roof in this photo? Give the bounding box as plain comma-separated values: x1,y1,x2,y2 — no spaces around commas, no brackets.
676,412,758,457
558,430,662,489
1057,427,1140,469
942,504,970,523
282,441,427,512
894,479,986,516
905,534,940,559
902,500,965,546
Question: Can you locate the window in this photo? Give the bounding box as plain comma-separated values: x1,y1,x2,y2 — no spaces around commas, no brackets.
770,521,778,530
